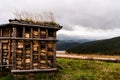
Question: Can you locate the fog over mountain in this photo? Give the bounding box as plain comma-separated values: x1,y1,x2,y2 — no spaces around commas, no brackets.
1,0,120,39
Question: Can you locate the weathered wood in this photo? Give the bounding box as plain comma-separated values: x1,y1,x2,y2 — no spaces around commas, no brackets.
11,68,57,73
12,27,17,70
23,27,25,70
38,28,40,69
9,22,61,30
30,41,33,69
0,22,60,72
0,37,57,41
53,42,56,68
45,42,48,68
0,28,2,65
0,64,13,67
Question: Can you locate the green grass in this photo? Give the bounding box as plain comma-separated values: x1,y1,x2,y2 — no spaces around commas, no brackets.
0,58,120,80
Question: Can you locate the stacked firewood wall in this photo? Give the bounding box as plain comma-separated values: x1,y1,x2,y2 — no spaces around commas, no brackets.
13,26,56,71
0,27,12,70
0,25,57,72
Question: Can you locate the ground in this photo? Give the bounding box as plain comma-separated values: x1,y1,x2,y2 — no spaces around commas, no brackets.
0,58,120,80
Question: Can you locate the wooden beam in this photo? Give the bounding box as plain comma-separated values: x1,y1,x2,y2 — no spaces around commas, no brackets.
45,41,48,68
53,42,56,68
38,28,40,69
30,27,33,69
0,37,57,41
30,40,33,69
11,68,57,73
23,27,25,69
12,27,17,70
0,28,2,65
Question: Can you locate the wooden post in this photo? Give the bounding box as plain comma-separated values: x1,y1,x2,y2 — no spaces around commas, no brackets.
12,27,17,70
53,41,56,68
0,28,2,65
23,27,25,69
53,31,56,39
46,29,48,38
38,28,40,69
30,27,33,69
45,42,48,69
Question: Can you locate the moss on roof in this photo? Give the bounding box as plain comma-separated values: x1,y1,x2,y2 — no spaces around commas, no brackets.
9,19,60,27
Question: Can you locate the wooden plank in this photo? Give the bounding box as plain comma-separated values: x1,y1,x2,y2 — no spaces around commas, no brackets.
23,27,25,69
23,27,25,38
0,64,13,67
38,28,40,37
23,40,25,70
30,27,33,38
30,27,33,69
8,29,11,65
46,29,48,38
54,31,56,39
0,28,2,65
12,27,17,70
10,22,61,30
0,37,57,41
45,41,48,68
0,43,2,65
38,41,40,69
30,40,33,69
53,42,56,68
0,28,2,37
11,68,57,73
38,28,40,69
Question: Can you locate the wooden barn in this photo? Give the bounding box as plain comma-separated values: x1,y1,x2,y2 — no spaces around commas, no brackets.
0,19,62,73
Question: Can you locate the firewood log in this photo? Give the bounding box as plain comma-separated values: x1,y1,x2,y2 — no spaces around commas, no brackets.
16,65,22,69
33,63,38,67
26,50,30,54
40,53,46,56
33,31,38,36
40,49,46,53
33,47,38,51
16,58,22,61
48,43,53,48
25,33,30,38
25,59,30,63
3,45,7,49
33,41,38,44
48,51,53,56
16,61,22,65
41,31,46,35
18,42,23,48
16,50,22,54
26,55,30,57
40,60,46,63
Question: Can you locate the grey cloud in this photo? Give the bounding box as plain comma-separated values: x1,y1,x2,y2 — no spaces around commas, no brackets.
54,0,120,30
1,0,120,31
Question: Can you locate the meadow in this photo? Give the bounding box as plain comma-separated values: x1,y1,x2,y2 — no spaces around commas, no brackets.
0,58,120,80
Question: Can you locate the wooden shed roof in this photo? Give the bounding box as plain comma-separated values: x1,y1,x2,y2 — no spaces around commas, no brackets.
0,19,62,30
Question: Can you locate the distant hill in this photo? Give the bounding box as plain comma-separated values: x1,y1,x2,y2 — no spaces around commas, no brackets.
57,39,90,50
67,36,120,55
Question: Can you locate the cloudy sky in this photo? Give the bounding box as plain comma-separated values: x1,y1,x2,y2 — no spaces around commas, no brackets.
1,0,120,40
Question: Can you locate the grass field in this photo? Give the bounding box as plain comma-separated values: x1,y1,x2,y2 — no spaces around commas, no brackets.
0,58,120,80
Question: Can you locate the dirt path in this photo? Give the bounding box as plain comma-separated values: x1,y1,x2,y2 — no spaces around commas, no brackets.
56,51,120,63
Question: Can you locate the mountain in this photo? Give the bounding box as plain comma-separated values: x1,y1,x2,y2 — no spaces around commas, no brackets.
67,36,120,55
57,39,90,50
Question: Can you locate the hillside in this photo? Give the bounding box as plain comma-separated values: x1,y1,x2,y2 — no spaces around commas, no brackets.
57,39,90,50
67,36,120,55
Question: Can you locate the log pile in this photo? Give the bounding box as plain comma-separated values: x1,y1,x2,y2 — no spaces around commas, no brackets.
0,23,61,73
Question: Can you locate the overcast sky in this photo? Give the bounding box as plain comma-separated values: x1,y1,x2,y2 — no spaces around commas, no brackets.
1,0,120,39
